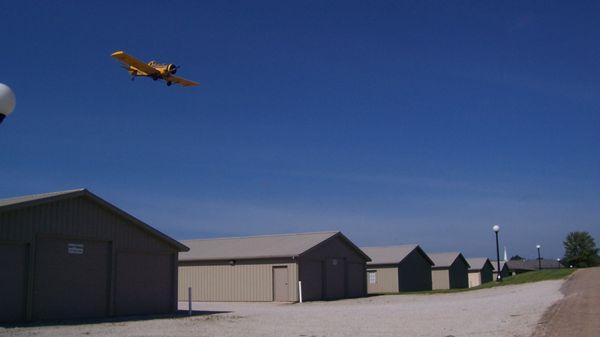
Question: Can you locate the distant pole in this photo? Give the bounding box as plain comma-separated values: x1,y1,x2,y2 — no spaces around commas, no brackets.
188,287,192,316
298,281,303,303
493,225,502,281
536,245,542,270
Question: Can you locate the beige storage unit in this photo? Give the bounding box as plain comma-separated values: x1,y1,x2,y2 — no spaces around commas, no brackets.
0,189,188,322
362,245,433,294
179,231,370,302
466,258,494,288
179,258,298,301
429,252,470,290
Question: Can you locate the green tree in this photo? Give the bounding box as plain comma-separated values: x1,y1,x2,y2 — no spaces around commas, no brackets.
563,231,599,268
510,255,525,261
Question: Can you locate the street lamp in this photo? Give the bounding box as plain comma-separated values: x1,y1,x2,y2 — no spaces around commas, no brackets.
0,83,16,124
536,244,542,270
493,225,501,281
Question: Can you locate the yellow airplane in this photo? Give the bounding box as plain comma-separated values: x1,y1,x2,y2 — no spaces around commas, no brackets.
111,51,199,87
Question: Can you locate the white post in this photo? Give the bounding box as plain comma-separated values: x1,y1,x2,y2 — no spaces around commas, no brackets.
298,281,303,303
188,287,192,316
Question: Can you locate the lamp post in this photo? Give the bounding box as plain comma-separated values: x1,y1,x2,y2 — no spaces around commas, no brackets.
536,244,542,270
0,83,16,124
493,225,501,281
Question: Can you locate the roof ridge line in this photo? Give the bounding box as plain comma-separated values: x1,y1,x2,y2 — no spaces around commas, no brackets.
361,244,418,249
0,188,86,202
0,188,88,206
182,230,340,242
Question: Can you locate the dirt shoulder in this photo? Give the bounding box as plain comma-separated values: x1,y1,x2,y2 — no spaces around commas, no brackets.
531,267,600,337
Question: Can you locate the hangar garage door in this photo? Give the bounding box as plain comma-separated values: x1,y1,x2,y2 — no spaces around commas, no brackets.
324,258,346,300
0,243,29,322
346,262,365,297
33,237,111,320
115,252,174,316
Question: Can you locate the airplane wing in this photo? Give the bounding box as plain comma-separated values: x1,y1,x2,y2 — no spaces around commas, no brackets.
166,75,200,87
111,51,160,76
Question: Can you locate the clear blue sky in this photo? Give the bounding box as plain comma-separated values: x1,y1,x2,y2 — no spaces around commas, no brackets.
1,1,598,260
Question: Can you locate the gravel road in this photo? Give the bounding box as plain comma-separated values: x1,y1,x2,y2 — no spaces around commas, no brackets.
531,267,600,337
0,280,564,337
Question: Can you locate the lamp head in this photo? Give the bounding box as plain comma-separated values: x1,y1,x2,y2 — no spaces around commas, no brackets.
536,244,541,249
0,83,16,124
492,224,500,233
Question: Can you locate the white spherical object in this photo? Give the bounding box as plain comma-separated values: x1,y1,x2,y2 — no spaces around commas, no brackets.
492,224,500,232
0,83,16,117
536,244,541,249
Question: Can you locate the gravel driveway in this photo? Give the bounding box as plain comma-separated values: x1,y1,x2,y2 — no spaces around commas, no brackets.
1,280,564,337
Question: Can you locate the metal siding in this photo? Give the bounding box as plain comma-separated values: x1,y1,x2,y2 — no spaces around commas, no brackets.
431,269,450,290
178,259,298,302
297,259,322,301
301,235,368,299
366,265,399,293
0,243,28,322
33,237,111,320
0,196,180,321
0,198,176,253
398,250,433,291
303,236,366,263
492,264,510,280
114,252,175,315
324,257,346,299
449,259,469,289
346,261,366,297
468,271,482,288
481,265,493,284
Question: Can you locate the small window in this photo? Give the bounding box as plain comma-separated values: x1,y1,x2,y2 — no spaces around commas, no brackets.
368,271,377,284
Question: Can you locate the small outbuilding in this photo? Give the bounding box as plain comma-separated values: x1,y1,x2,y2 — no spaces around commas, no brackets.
179,231,370,302
490,260,510,280
0,189,188,323
429,252,470,290
466,258,494,288
362,245,433,293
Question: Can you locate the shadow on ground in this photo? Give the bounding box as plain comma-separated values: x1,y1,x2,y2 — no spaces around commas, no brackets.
0,310,230,328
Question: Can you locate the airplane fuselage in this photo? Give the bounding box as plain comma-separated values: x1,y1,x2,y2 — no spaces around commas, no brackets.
127,61,177,80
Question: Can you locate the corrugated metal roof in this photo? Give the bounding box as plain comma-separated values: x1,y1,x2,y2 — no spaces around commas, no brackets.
506,259,563,271
0,189,188,252
466,257,492,271
429,252,469,268
180,231,361,261
0,189,84,208
362,244,433,265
